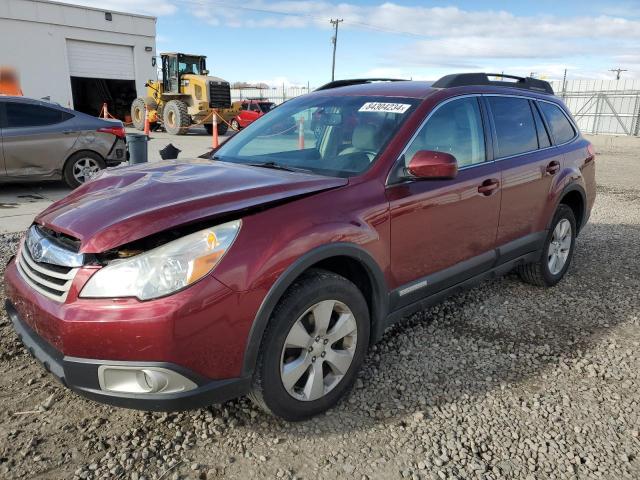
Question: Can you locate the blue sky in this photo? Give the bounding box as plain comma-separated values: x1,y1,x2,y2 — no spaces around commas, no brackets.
68,1,640,86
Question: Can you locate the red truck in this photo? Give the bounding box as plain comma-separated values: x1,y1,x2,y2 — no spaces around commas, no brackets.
5,73,595,420
229,99,275,130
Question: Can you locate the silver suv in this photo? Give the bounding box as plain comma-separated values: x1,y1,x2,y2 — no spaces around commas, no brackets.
0,96,126,188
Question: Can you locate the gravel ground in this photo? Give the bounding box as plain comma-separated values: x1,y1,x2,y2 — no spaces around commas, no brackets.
1,140,639,480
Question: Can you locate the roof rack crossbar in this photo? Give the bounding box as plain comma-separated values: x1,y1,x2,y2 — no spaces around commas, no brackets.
431,73,554,95
315,78,408,91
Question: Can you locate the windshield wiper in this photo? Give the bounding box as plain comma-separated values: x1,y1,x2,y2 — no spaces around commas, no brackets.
247,161,296,172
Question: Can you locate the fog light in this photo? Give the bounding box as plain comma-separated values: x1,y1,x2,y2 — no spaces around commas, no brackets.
98,365,197,394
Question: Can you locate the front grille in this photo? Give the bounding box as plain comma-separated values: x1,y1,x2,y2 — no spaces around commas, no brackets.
16,241,79,302
209,81,231,109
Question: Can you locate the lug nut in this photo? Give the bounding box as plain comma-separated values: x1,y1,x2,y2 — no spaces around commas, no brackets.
307,346,313,352
315,336,320,342
312,356,316,362
323,339,328,344
321,352,326,358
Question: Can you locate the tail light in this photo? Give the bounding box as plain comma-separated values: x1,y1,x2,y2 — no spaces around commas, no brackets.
97,125,126,139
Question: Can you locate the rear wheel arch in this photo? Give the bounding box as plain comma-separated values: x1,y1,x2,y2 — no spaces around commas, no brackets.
555,184,587,233
240,243,388,377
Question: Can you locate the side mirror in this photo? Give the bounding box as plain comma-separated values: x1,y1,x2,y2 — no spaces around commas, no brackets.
407,150,458,179
202,69,210,75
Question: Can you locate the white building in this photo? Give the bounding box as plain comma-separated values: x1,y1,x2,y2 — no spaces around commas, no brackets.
0,0,157,119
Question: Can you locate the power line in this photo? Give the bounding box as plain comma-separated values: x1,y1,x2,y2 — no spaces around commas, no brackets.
330,19,343,81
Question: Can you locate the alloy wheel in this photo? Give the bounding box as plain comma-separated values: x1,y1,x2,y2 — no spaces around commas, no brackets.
280,300,358,401
548,218,572,275
72,158,101,184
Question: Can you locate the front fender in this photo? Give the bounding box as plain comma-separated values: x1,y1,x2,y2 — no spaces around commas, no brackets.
238,242,388,377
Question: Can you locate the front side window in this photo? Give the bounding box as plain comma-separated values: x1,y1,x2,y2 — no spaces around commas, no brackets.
214,95,419,177
5,102,69,128
178,56,202,75
404,96,486,168
538,101,576,144
488,97,538,158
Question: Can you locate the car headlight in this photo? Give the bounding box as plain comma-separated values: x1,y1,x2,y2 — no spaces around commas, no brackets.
80,220,241,300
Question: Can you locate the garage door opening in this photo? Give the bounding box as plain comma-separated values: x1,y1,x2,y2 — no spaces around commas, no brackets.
70,77,137,120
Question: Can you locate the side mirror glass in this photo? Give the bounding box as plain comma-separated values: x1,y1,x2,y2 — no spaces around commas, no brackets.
407,150,458,179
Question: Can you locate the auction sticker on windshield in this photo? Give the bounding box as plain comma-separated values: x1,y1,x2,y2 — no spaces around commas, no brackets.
359,102,412,114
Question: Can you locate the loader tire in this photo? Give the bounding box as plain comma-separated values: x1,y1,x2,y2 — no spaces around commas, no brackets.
131,98,146,130
163,100,190,135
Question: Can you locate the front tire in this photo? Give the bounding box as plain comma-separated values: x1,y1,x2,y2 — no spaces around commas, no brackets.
163,100,190,135
518,204,576,287
249,270,370,421
63,151,106,189
231,118,240,131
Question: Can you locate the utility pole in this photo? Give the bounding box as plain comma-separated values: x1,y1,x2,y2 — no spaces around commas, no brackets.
330,18,343,81
609,67,627,80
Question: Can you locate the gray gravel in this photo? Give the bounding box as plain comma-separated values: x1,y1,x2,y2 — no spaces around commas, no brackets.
0,143,639,479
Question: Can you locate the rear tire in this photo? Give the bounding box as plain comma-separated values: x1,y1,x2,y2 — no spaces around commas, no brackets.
249,269,370,421
131,98,146,130
63,151,106,189
517,204,576,287
163,100,190,135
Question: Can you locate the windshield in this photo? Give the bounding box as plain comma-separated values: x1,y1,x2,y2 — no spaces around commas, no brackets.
214,95,419,177
179,56,203,75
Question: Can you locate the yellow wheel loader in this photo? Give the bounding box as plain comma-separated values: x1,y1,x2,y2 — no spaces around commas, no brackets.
131,53,232,135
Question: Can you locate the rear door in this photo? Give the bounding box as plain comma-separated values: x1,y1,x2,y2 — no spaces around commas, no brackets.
2,101,78,179
485,95,561,256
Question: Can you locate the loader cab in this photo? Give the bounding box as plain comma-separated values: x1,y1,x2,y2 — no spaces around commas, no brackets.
161,53,208,93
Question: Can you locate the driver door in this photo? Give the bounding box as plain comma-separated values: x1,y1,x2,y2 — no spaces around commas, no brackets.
386,96,501,306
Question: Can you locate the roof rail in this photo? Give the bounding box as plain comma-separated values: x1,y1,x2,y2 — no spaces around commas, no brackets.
432,73,554,95
315,78,408,91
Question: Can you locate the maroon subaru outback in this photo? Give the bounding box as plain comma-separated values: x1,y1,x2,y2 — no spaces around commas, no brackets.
4,73,595,420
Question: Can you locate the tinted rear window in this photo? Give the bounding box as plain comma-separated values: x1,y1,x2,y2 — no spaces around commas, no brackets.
488,97,538,158
538,101,576,144
532,103,551,148
5,102,72,128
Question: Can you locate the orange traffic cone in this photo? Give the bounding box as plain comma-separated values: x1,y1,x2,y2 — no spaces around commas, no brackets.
143,104,151,137
212,110,219,149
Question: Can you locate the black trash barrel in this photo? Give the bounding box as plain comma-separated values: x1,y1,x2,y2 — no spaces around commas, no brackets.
126,133,148,165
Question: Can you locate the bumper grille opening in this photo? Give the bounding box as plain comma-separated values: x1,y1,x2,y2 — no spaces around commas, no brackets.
16,244,78,302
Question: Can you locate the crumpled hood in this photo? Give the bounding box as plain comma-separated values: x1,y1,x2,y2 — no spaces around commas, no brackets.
36,159,347,253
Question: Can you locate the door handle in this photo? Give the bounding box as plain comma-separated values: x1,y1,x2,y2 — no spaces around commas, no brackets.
546,161,560,175
478,178,500,196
